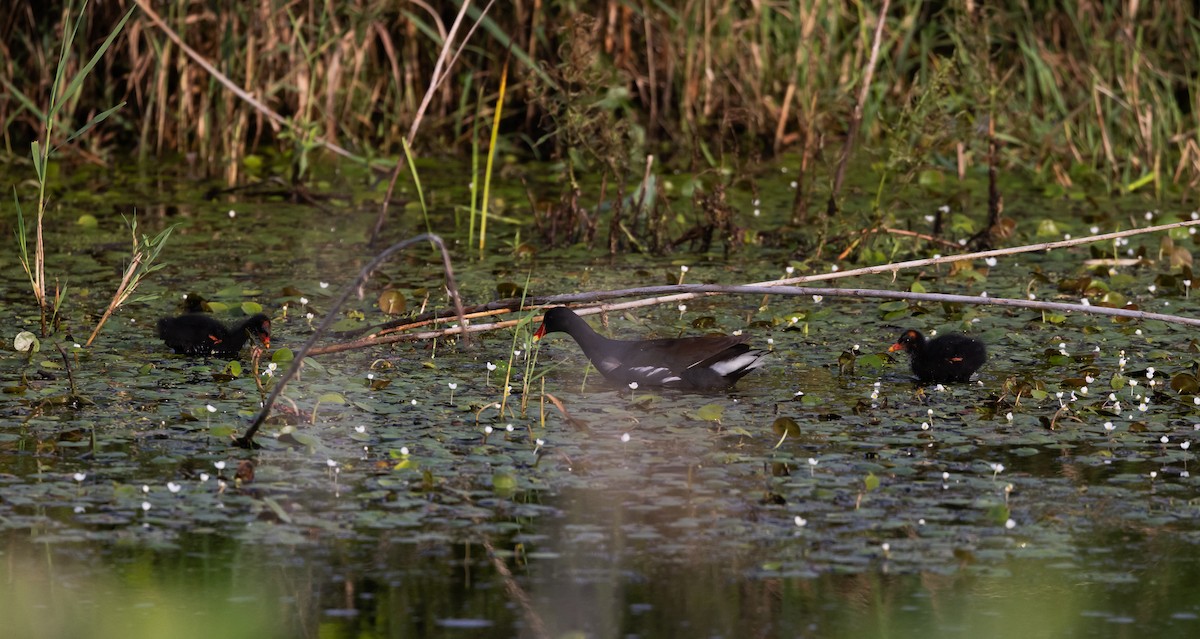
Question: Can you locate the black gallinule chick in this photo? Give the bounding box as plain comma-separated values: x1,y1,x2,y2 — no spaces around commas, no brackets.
888,329,986,383
158,313,272,357
533,307,767,390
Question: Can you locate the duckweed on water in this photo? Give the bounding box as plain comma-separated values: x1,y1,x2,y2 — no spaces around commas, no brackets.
3,167,1200,637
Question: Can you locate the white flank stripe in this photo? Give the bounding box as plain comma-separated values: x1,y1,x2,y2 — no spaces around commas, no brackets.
707,352,766,376
630,365,672,381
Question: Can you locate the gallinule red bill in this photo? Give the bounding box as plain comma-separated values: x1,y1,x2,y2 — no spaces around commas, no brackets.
888,329,986,383
532,307,767,390
158,313,272,357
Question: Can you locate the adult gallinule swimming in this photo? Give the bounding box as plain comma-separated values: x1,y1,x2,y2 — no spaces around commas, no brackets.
158,313,272,357
888,329,986,383
533,307,767,390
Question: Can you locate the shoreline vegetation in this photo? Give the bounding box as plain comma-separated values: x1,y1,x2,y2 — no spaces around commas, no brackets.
1,1,1196,193
5,1,1200,361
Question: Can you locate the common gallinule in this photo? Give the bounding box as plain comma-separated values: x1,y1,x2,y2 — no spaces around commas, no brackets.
888,329,986,383
532,307,767,390
158,313,272,357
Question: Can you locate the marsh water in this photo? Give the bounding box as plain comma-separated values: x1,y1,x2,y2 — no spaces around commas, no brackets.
3,159,1200,638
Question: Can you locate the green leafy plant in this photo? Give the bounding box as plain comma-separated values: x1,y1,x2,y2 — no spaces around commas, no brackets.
85,215,179,346
7,0,136,335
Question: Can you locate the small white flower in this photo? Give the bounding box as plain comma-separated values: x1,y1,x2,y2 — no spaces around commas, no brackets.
794,516,807,527
484,426,493,435
214,461,226,471
354,425,366,434
1161,436,1170,444
1150,471,1158,479
942,472,950,480
1104,422,1115,432
73,473,86,482
300,297,309,305
206,404,216,413
678,304,687,313
1005,519,1016,529
400,446,410,455
1006,412,1013,422
486,362,497,371
506,424,514,432
1181,441,1191,451
680,265,689,273
228,209,237,218
621,433,631,443
141,501,152,512
411,399,417,405
628,382,639,390
985,257,997,267
812,295,824,303
142,484,150,493
448,382,458,390
808,458,819,467
326,459,338,468
200,473,210,482
320,281,329,289
167,482,181,494
785,266,795,275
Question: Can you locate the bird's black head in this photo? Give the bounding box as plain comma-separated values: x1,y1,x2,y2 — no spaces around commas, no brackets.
888,329,925,354
534,307,577,340
244,313,272,348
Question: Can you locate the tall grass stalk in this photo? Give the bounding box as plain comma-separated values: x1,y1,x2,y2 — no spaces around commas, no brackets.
478,55,509,259
468,87,483,250
400,139,433,236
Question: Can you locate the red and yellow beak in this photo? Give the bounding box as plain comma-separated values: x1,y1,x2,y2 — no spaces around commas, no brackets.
533,322,547,341
887,342,903,353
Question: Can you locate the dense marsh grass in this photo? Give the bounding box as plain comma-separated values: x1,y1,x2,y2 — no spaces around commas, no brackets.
0,0,1194,192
